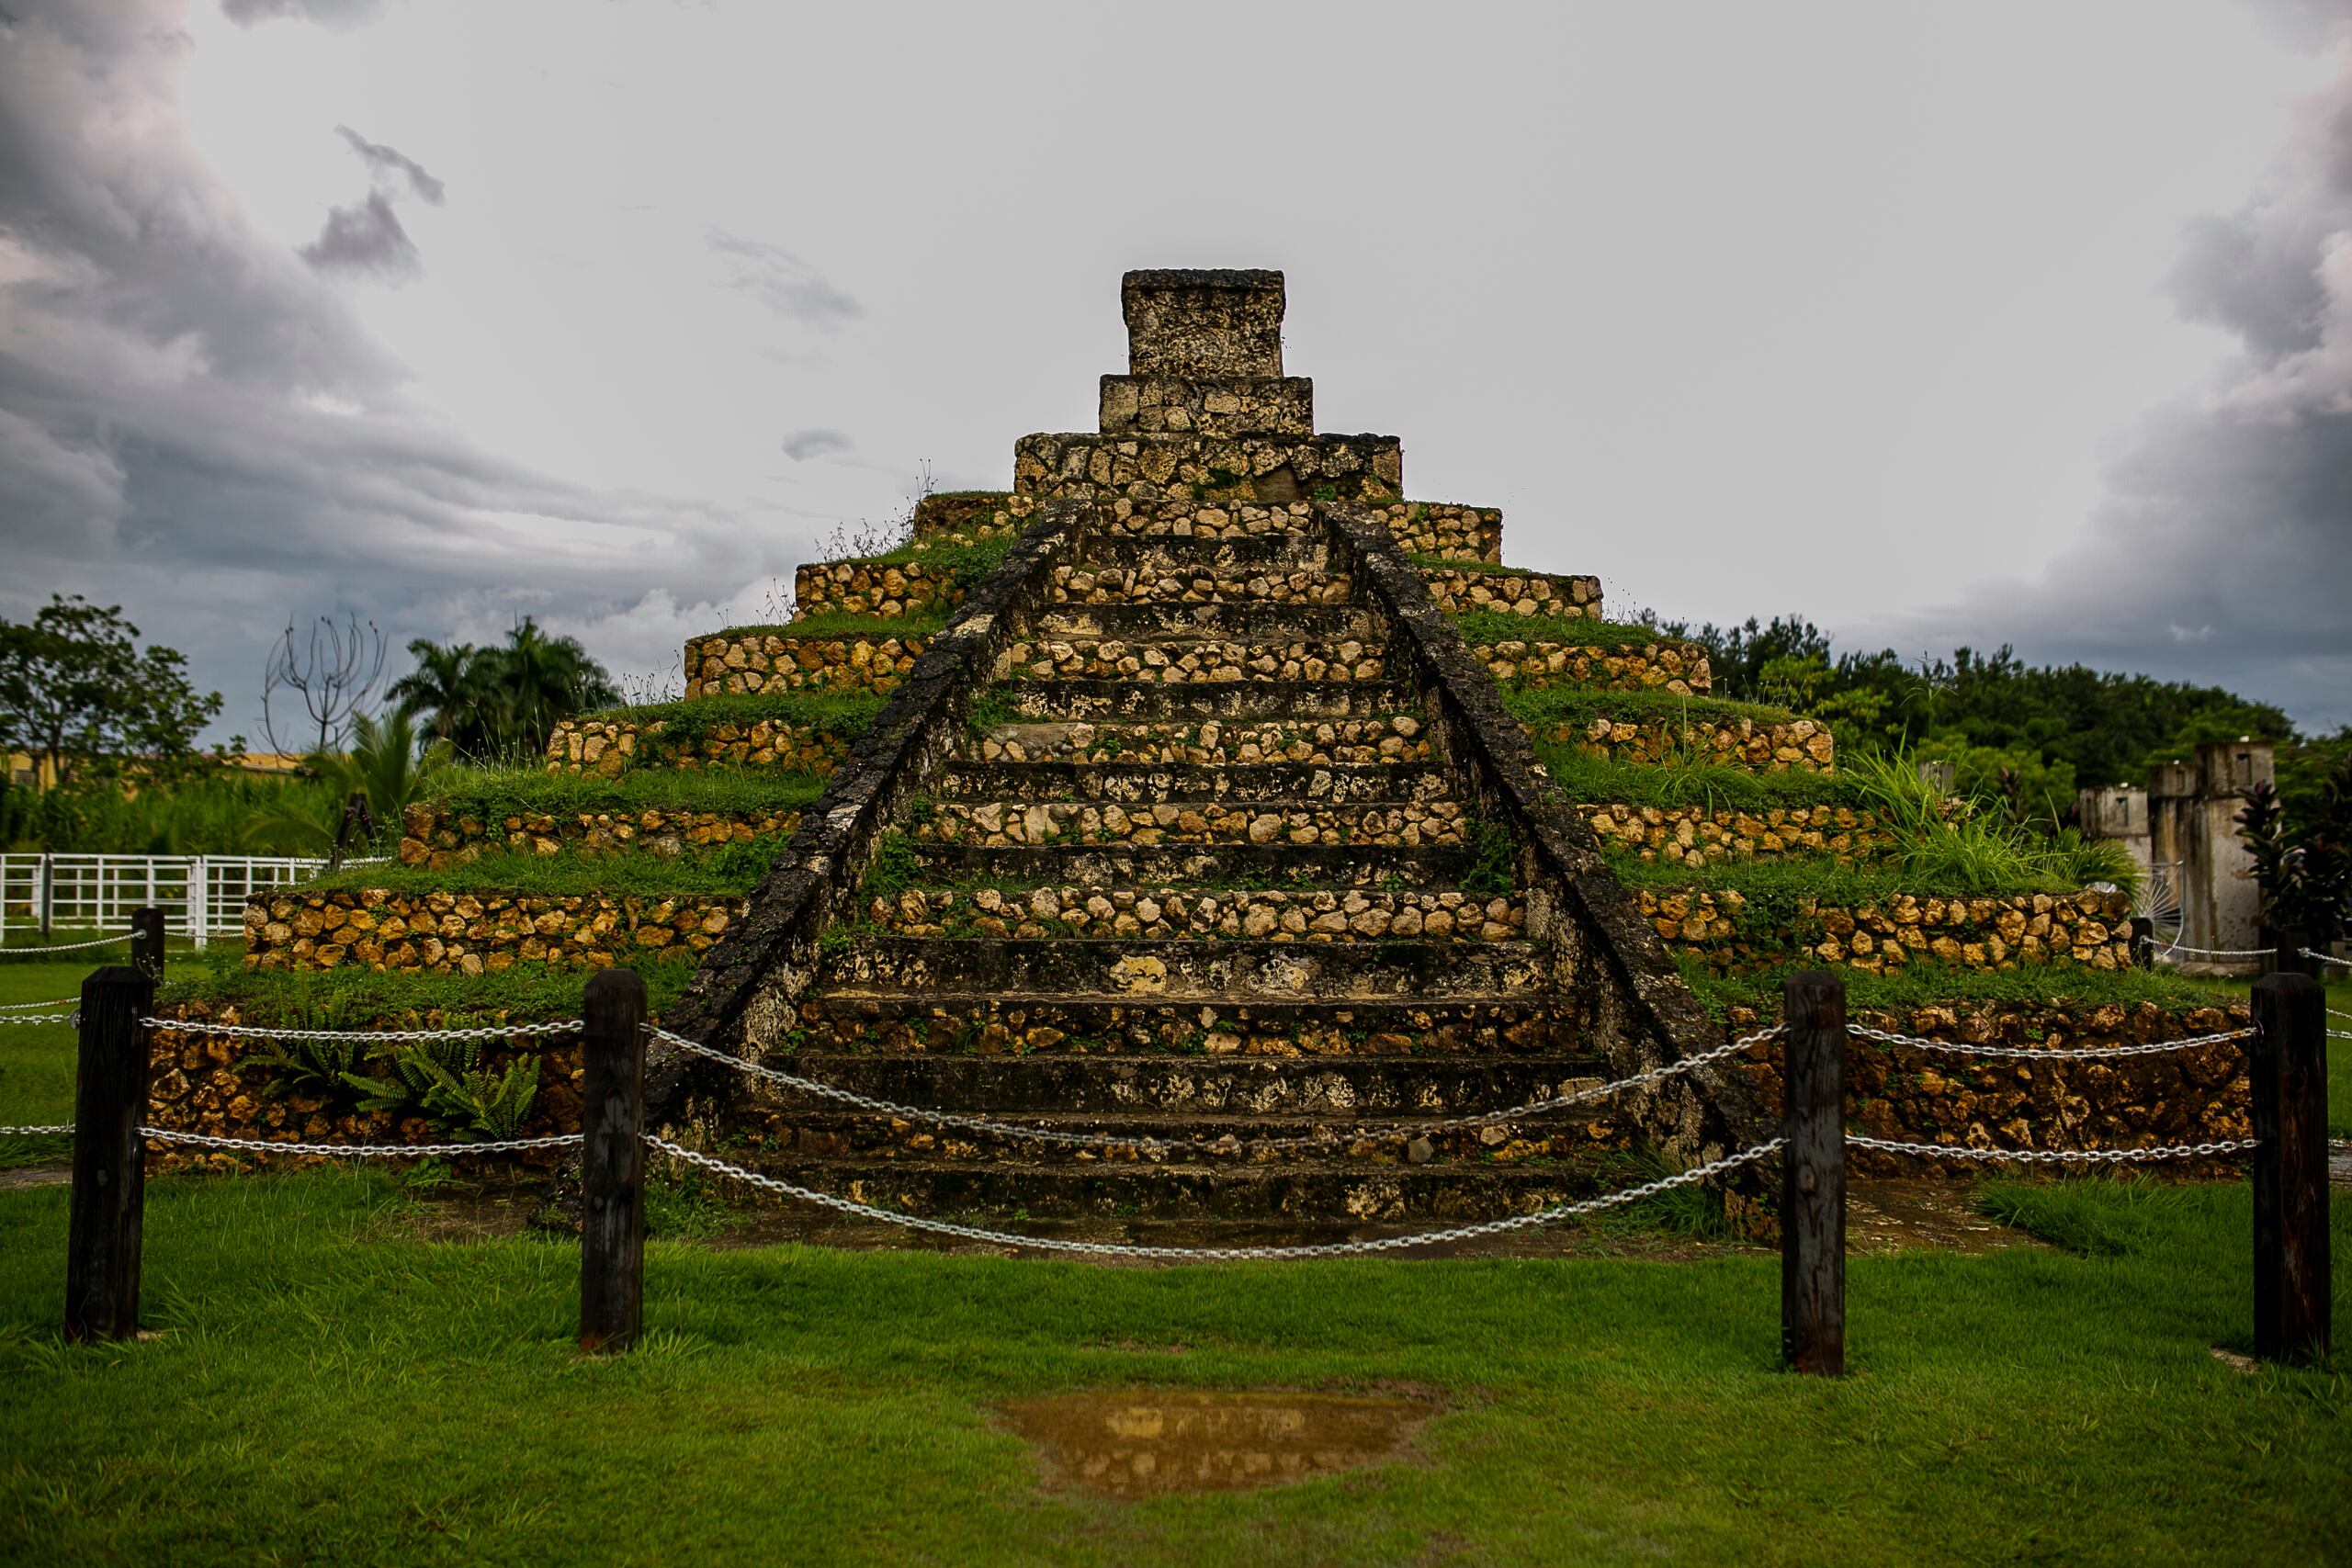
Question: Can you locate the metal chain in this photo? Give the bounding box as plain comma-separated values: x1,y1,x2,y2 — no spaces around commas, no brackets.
0,997,77,1011
649,1023,1784,1156
2302,948,2350,969
1,933,131,954
140,1126,582,1157
2154,942,2278,960
1847,1134,2257,1164
0,1124,72,1138
643,1134,1785,1259
0,1012,74,1027
140,1016,582,1043
1847,1022,2257,1059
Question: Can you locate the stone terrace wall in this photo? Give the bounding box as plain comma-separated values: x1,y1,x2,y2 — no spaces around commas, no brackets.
1584,803,1893,865
794,558,966,620
865,886,1527,942
910,492,1040,538
143,1009,587,1165
1366,503,1500,562
1538,714,1836,772
1475,639,1710,694
1720,999,2251,1173
398,802,799,867
1014,433,1403,502
1640,886,2139,972
545,716,851,777
244,888,747,974
1421,566,1601,618
684,631,931,699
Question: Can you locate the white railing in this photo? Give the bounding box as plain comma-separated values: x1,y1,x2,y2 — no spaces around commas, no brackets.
0,853,350,952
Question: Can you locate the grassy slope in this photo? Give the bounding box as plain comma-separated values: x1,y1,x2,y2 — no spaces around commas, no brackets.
422,765,830,822
0,1168,2341,1565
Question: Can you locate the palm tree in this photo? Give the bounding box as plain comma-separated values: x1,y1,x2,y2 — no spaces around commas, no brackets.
388,638,483,748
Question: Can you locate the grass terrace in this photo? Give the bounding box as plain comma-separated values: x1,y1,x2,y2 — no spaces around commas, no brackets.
298,841,785,899
567,690,887,746
1533,745,1866,810
421,764,831,822
1450,612,1672,650
1500,684,1806,736
707,608,954,642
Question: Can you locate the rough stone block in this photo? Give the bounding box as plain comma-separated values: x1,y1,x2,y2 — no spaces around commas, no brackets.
1098,375,1314,436
1123,268,1284,377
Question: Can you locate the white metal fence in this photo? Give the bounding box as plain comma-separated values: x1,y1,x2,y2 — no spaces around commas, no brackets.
0,854,345,951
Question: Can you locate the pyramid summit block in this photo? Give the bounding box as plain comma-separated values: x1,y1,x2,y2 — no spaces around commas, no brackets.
1124,269,1284,378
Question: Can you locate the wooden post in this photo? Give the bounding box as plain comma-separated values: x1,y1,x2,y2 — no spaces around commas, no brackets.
2130,917,2154,971
1781,969,1847,1376
40,852,53,943
130,908,166,980
579,967,648,1353
65,965,153,1342
2249,974,2329,1364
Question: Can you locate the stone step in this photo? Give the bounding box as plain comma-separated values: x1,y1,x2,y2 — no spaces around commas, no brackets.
910,796,1467,848
932,759,1453,804
1050,564,1351,606
691,1152,1618,1222
745,1106,1617,1168
898,841,1480,890
743,1052,1611,1116
996,679,1407,722
1030,601,1382,640
967,716,1433,765
792,993,1574,1055
859,886,1525,942
998,636,1384,684
816,936,1546,1001
1077,534,1329,574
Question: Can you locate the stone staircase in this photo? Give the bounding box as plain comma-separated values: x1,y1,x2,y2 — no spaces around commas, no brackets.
661,271,1740,1239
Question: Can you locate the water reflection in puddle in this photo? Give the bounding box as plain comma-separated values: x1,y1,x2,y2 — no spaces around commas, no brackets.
1000,1391,1433,1498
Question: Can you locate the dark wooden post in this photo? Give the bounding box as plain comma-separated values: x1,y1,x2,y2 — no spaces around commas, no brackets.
65,965,154,1342
579,967,648,1353
2249,974,2329,1364
1781,969,1847,1376
130,908,166,980
2130,917,2154,971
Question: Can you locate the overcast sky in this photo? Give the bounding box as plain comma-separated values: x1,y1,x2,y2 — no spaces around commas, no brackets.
3,0,2348,741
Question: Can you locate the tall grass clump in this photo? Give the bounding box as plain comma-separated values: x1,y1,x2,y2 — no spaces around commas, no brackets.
1842,748,2141,898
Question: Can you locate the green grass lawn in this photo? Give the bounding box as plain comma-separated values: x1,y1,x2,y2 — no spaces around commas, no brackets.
0,1168,2342,1566
3,957,2346,1563
0,960,90,1166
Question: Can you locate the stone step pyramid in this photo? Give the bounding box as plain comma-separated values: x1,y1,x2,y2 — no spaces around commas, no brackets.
657,270,1757,1239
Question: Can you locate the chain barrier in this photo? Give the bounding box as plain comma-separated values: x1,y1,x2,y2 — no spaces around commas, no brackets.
139,1126,581,1157
649,1023,1786,1156
0,997,77,1011
1847,1134,2257,1165
2154,942,2277,961
0,933,131,955
0,1124,72,1138
1848,1022,2257,1059
140,1016,582,1043
2302,948,2350,969
0,1012,74,1027
643,1134,1784,1260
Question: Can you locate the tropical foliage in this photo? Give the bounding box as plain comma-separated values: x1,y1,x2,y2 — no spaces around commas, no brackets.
0,594,224,785
389,618,619,761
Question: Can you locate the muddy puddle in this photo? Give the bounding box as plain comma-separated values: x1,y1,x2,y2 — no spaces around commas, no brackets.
999,1390,1434,1499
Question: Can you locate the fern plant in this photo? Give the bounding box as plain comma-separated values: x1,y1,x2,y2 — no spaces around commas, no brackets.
345,1037,541,1141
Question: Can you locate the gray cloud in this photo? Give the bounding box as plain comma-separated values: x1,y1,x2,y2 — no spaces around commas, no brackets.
0,0,795,737
780,427,854,461
1870,39,2352,729
300,190,421,280
708,231,863,327
334,124,445,205
220,0,382,28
